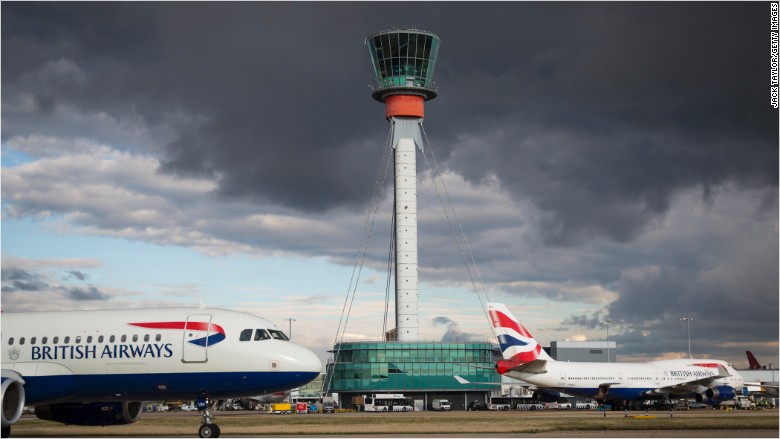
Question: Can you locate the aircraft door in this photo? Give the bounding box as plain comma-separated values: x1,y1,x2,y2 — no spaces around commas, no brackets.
182,314,212,363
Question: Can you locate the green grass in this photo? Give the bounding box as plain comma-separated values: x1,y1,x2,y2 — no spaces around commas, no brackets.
10,411,779,437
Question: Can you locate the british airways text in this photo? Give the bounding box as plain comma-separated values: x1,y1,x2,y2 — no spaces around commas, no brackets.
30,343,174,360
668,369,716,378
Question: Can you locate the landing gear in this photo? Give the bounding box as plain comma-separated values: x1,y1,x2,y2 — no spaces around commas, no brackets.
198,423,220,438
2,426,11,438
196,398,220,438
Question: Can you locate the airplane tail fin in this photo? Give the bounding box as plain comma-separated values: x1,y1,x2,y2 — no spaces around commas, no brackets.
488,303,553,365
746,351,762,370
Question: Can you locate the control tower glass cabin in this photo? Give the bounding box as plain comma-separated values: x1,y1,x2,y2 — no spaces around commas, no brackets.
366,29,440,103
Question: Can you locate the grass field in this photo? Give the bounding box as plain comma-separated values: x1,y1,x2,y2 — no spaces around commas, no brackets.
8,410,779,437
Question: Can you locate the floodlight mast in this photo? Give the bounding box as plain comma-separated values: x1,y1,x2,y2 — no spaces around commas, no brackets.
366,28,441,342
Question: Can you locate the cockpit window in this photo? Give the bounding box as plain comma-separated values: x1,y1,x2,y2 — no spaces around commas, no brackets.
268,330,289,341
254,329,271,341
239,329,252,342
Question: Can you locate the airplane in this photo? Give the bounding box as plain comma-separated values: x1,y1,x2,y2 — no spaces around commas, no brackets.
744,351,779,397
487,302,744,406
1,307,322,438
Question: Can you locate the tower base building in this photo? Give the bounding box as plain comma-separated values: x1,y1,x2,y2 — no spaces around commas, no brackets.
326,340,500,410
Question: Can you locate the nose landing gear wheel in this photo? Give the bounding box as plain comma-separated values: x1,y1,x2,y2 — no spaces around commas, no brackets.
198,423,220,438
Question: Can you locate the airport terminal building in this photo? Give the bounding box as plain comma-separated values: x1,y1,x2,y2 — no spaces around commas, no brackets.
325,340,500,410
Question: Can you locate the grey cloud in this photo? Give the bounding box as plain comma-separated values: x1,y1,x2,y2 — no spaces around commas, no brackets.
4,3,774,225
1,268,49,292
65,286,109,301
2,2,777,363
65,270,89,281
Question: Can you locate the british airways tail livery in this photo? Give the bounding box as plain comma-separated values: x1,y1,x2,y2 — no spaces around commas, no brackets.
488,303,744,404
1,308,322,438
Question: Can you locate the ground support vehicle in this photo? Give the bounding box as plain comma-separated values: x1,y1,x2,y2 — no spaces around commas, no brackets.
432,399,451,411
270,403,292,414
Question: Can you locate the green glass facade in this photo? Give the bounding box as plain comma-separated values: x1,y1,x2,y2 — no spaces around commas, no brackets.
366,29,440,101
326,341,500,403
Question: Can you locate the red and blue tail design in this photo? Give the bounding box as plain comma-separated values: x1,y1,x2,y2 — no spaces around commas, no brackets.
488,303,552,365
128,321,226,347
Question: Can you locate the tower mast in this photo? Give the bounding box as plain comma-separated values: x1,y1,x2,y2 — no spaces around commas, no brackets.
366,29,441,342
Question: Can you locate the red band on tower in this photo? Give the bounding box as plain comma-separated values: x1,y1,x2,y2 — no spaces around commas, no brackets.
385,95,425,119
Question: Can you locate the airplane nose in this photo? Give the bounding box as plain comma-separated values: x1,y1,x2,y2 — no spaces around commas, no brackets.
290,343,322,373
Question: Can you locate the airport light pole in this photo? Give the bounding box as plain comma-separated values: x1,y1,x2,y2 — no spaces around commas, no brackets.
600,319,611,362
680,316,693,359
285,317,296,340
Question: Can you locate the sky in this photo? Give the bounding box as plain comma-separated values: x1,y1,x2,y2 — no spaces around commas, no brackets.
2,2,778,369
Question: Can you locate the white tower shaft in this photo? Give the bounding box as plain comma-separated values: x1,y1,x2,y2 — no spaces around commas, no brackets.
391,118,423,341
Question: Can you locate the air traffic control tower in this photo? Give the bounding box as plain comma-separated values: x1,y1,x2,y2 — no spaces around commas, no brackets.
367,28,440,342
325,29,500,411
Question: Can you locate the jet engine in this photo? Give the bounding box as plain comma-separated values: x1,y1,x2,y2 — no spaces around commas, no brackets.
1,375,25,429
694,386,736,403
532,389,560,402
35,401,144,426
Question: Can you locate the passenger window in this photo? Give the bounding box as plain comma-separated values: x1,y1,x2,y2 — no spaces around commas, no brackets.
239,329,252,341
268,330,289,341
110,335,116,343
64,336,70,344
19,338,25,345
144,334,150,342
155,334,161,342
8,337,14,345
254,329,271,341
132,335,138,342
75,336,81,344
53,336,59,344
31,337,37,345
98,335,104,343
87,336,92,343
121,335,127,342
42,337,48,344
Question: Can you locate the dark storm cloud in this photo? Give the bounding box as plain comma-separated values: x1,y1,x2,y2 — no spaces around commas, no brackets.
4,3,775,225
2,2,777,362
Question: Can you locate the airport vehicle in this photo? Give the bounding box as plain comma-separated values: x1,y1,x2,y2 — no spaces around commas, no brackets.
575,401,598,409
322,396,336,413
515,401,545,410
363,394,414,412
270,403,292,414
1,308,321,438
721,395,755,409
467,400,487,411
488,396,515,410
488,303,744,405
432,399,451,411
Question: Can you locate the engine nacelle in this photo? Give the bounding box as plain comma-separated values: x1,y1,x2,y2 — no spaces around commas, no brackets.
695,386,736,403
1,376,26,428
532,389,560,402
35,401,144,426
705,386,736,401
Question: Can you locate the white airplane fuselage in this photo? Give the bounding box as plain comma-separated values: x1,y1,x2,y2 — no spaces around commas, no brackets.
1,308,322,405
506,358,744,401
488,302,744,404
